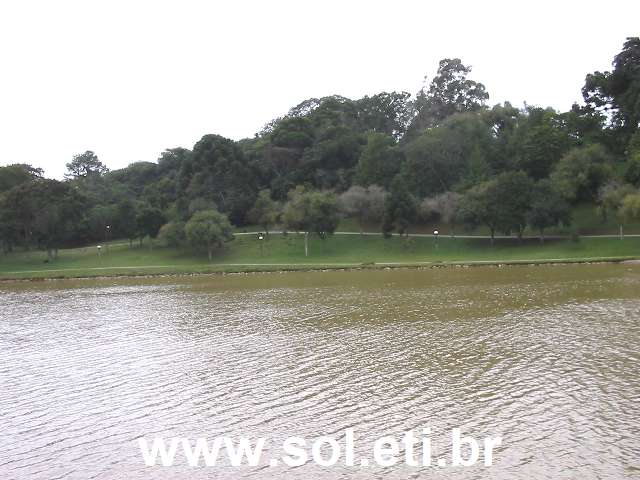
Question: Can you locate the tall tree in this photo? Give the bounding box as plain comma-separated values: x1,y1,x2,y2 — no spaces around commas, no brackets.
355,91,413,139
409,58,489,134
0,164,43,193
65,151,108,179
179,134,256,225
527,180,571,242
404,113,493,197
282,187,339,256
583,37,640,149
248,189,280,236
551,145,614,202
382,177,418,237
355,132,403,188
458,172,534,243
184,209,233,261
135,204,165,247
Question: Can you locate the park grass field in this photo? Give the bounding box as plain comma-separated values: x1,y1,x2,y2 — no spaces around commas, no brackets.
1,233,639,280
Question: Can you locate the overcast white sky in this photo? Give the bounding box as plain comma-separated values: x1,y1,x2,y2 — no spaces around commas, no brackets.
0,0,638,178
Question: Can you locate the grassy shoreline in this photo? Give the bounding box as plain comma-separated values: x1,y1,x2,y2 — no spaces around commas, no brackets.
1,234,639,281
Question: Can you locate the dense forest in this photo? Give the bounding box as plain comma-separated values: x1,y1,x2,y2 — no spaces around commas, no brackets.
1,38,640,259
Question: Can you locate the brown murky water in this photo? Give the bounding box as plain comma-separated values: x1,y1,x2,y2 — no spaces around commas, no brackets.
1,264,639,479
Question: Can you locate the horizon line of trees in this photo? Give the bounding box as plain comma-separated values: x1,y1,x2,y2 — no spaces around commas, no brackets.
1,38,640,259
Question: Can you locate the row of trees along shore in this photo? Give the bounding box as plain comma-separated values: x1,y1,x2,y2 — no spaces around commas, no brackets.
1,38,640,260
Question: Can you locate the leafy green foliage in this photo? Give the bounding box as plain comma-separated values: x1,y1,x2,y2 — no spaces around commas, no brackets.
0,164,43,193
550,145,614,202
248,190,280,235
135,205,165,243
527,180,571,239
382,177,418,236
65,151,109,179
355,132,402,188
620,193,640,223
410,58,489,134
458,172,534,241
158,221,186,247
184,209,234,260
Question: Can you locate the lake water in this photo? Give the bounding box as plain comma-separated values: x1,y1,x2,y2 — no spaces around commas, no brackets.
1,264,639,479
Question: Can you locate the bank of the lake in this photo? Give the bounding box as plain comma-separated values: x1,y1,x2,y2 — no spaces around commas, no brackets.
1,234,640,280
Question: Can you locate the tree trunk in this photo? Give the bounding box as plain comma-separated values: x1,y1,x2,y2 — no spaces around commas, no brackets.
619,224,624,240
539,229,545,243
208,246,212,262
490,228,495,246
304,232,309,257
129,239,133,248
47,248,54,262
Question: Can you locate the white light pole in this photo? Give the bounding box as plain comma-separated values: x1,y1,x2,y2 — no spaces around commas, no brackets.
258,233,264,256
433,229,439,248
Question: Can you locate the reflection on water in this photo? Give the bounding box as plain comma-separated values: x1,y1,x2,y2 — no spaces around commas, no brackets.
1,265,639,479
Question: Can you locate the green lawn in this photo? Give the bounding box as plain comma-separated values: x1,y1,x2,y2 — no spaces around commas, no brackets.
1,233,639,280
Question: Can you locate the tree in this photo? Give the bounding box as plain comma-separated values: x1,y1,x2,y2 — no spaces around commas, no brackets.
457,181,499,245
583,37,640,147
355,132,403,188
493,171,535,239
420,191,462,235
135,204,165,247
598,182,639,238
527,180,571,242
158,221,186,247
458,172,534,243
511,107,574,180
550,145,614,202
338,185,386,233
1,179,85,259
282,187,339,256
114,198,138,246
625,131,640,186
382,177,418,237
0,164,43,193
248,190,280,235
86,204,117,242
403,113,493,197
410,58,489,134
65,151,108,179
184,209,234,261
620,193,640,225
355,91,413,139
179,134,256,225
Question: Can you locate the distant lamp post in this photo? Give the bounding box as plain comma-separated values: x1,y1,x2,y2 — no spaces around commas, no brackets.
105,225,111,252
258,233,264,256
433,229,439,248
97,245,102,258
